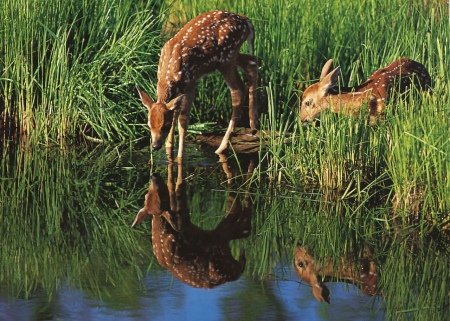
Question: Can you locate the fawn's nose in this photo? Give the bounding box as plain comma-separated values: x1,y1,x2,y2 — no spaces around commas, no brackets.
152,143,162,151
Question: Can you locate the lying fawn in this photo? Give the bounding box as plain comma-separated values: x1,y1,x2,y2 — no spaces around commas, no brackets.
132,160,253,289
137,10,259,160
294,241,379,303
300,58,431,125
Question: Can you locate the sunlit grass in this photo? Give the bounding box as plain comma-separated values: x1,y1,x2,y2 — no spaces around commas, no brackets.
1,0,449,319
0,0,164,143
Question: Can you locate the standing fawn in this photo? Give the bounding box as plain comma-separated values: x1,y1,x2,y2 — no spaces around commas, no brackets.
294,241,379,303
131,160,253,289
137,10,259,160
300,58,431,125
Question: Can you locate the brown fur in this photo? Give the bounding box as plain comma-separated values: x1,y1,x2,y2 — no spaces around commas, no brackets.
138,10,259,160
132,159,254,288
300,58,431,125
294,242,379,303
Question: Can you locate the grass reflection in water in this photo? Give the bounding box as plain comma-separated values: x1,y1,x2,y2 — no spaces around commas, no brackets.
0,140,448,320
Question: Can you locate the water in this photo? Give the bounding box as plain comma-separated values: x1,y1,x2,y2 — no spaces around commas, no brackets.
0,271,384,321
0,140,447,320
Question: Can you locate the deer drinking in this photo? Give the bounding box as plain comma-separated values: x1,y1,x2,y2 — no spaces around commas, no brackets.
137,10,259,160
300,58,431,125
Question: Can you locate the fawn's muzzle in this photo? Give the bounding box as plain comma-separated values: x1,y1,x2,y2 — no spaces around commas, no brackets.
152,143,162,151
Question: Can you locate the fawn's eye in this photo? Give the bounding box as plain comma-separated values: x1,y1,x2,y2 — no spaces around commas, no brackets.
305,100,312,107
163,121,172,131
297,261,304,268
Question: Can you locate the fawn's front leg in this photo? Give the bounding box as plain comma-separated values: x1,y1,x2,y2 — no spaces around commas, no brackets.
216,66,247,154
175,89,195,161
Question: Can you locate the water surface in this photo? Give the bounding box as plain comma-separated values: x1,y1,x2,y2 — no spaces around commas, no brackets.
1,140,447,320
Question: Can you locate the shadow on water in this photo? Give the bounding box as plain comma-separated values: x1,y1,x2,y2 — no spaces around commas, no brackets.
0,138,449,320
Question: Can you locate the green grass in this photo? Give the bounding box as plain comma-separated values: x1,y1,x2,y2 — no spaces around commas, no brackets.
1,0,449,319
0,0,165,143
161,0,449,225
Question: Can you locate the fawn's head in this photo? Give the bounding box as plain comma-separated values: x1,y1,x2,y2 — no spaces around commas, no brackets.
294,242,331,303
132,172,171,227
137,87,185,151
300,62,341,124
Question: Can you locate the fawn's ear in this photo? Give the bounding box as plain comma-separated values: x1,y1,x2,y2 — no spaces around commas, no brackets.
131,208,149,228
136,87,154,110
312,281,331,304
167,94,186,111
320,59,334,80
162,211,183,231
319,66,340,94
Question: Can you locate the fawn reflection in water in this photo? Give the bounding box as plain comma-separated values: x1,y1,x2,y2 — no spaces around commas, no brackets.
294,241,379,304
132,155,255,289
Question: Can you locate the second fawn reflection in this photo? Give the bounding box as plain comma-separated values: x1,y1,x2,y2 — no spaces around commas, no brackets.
132,162,253,289
294,241,379,303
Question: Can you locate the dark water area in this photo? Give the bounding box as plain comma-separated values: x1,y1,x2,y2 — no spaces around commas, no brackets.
0,139,448,320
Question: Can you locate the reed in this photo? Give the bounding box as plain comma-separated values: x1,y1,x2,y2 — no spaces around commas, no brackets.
384,92,450,226
0,0,164,142
248,0,450,225
1,0,449,319
164,0,448,201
